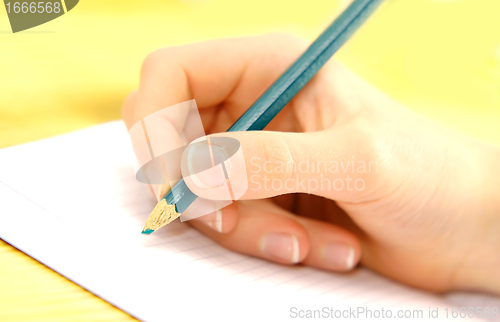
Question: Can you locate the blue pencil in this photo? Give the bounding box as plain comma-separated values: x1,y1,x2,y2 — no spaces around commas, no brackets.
142,0,385,234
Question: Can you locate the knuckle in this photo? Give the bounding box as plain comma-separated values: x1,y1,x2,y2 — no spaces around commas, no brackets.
140,47,177,79
121,90,138,127
259,135,296,181
347,123,385,181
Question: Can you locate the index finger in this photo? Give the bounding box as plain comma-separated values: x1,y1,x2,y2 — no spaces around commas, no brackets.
124,33,309,130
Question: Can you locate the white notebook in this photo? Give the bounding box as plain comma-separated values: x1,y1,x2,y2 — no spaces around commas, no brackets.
0,121,498,321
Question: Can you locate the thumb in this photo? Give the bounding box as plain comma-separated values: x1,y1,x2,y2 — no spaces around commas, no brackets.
181,129,376,202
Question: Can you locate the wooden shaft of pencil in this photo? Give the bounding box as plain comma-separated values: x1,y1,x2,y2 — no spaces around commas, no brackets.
228,0,384,132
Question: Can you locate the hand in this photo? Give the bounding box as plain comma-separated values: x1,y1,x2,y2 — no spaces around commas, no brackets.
122,33,500,294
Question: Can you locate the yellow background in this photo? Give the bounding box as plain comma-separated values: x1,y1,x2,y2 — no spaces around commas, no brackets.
1,0,499,320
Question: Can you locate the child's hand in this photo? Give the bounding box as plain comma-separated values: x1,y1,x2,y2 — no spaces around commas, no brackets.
122,33,500,293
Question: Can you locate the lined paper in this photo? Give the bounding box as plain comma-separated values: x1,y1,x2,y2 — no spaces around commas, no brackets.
0,121,498,321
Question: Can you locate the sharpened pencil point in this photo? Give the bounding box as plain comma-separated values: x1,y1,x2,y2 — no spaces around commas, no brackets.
141,198,180,235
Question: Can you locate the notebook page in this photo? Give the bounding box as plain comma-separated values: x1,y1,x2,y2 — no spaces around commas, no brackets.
0,121,498,321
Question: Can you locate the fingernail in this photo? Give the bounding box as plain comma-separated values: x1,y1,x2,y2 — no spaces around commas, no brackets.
260,233,300,264
187,142,229,189
196,209,223,233
323,243,356,270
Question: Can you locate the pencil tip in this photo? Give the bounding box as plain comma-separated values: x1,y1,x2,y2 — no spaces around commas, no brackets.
141,229,154,235
141,199,180,235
